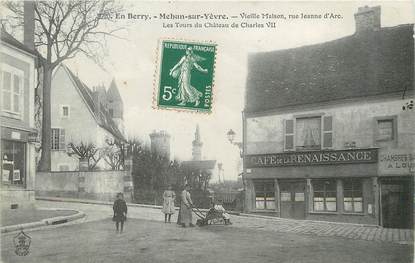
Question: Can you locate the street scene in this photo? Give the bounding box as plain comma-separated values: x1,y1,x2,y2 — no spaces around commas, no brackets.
1,200,413,263
0,1,414,263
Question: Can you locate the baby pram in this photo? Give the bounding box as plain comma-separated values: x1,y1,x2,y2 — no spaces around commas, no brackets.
193,207,227,226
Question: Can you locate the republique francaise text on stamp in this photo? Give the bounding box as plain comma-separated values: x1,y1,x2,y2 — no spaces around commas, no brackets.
155,40,217,113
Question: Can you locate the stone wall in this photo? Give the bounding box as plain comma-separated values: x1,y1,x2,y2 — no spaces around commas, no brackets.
36,168,133,202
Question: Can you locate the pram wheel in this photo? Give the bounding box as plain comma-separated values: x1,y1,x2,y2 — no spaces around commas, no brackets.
196,219,207,226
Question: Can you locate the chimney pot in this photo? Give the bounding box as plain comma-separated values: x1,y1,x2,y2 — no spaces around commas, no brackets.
23,1,35,50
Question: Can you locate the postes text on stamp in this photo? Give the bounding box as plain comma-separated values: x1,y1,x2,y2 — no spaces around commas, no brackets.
156,40,216,112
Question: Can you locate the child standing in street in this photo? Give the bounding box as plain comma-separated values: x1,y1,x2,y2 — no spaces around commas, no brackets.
113,192,128,233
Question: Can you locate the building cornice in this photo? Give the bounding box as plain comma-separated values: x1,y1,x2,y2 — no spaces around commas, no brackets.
243,91,414,118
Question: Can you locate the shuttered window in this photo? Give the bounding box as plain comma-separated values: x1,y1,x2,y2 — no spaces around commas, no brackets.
1,66,23,117
296,117,321,150
284,119,294,151
322,116,333,148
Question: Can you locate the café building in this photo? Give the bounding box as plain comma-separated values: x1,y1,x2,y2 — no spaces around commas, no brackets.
243,6,414,228
0,3,38,210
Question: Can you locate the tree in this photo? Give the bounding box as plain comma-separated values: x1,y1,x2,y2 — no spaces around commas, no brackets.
4,0,124,171
127,139,183,205
101,139,124,170
67,142,101,170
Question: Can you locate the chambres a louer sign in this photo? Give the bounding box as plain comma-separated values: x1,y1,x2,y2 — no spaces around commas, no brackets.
245,149,378,168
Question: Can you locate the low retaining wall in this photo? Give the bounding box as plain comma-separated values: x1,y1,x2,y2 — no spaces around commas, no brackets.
36,170,133,202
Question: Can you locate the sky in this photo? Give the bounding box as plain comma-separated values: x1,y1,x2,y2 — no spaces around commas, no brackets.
62,1,414,182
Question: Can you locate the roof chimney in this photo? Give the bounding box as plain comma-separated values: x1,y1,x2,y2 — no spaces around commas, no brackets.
354,6,381,33
23,1,35,50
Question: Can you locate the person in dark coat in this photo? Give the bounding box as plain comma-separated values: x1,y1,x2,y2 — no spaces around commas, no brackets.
113,192,127,233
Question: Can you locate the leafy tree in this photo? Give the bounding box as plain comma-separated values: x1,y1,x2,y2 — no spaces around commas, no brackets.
3,0,124,171
127,140,183,205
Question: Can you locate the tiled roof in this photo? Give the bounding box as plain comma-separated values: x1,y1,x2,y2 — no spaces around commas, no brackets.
245,24,414,113
63,65,126,142
1,29,36,56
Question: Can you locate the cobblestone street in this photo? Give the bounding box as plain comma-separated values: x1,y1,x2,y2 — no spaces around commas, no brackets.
33,200,413,245
1,200,412,263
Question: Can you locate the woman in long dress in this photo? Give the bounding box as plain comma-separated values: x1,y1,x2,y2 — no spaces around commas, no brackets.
162,185,176,223
169,47,208,106
179,184,194,227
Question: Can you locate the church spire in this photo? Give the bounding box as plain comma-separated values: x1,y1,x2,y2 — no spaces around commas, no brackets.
192,124,203,161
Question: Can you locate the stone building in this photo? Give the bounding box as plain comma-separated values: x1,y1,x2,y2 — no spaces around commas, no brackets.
50,64,125,171
149,130,171,160
0,1,38,210
92,79,125,136
243,6,414,228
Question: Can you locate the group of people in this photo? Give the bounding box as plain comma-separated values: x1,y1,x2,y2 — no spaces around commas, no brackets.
162,184,231,227
112,184,232,232
162,184,195,227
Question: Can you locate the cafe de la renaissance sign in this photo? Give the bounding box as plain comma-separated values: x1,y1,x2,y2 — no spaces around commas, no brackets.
245,148,378,168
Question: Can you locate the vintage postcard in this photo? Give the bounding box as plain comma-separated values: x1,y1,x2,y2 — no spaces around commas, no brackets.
0,1,414,263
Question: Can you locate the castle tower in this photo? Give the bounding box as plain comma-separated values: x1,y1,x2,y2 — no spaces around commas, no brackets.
192,125,203,161
150,130,171,160
106,79,124,135
92,84,107,112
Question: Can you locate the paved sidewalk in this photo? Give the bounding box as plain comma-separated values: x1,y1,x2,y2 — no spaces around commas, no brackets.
36,197,413,245
1,208,77,227
0,207,85,233
230,216,413,245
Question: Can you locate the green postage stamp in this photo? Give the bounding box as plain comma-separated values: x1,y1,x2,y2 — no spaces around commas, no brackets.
155,40,217,112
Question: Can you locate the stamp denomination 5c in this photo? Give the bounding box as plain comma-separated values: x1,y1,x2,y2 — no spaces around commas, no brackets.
155,40,216,112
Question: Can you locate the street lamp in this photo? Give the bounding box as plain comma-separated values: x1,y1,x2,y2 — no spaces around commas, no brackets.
226,129,246,212
226,129,236,143
226,129,243,157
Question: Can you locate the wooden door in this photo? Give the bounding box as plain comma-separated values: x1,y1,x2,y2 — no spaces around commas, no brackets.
280,180,306,219
381,180,413,229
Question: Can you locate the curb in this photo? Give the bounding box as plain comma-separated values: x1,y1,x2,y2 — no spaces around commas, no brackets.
36,196,174,210
0,211,86,234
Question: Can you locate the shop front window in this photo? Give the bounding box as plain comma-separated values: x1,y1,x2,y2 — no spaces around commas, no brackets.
1,140,25,186
343,179,363,213
313,179,337,212
254,180,275,210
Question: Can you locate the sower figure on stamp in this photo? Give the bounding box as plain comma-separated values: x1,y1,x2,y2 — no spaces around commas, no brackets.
162,185,176,223
169,47,208,107
113,192,127,233
180,184,194,227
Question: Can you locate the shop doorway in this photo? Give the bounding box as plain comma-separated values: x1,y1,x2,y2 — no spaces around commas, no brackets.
381,177,413,229
279,180,306,219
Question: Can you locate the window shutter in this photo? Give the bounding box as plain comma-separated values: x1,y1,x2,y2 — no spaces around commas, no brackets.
284,119,294,151
59,129,66,150
322,116,333,148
